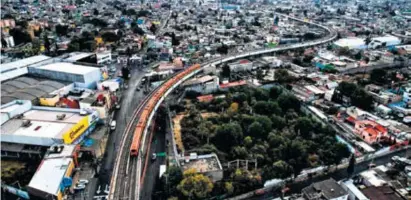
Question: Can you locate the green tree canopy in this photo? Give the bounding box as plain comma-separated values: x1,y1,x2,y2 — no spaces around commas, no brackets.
177,169,214,199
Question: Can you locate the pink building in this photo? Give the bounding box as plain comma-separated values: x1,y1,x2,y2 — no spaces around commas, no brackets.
354,120,387,144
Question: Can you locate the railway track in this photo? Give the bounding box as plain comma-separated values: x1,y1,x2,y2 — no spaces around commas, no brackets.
111,88,155,200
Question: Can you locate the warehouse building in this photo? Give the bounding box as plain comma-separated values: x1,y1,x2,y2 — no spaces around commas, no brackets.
28,62,102,88
1,55,51,82
1,100,99,158
1,76,71,105
333,37,367,49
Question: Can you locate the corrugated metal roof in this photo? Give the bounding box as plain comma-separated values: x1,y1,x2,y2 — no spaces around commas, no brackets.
1,96,18,104
22,88,47,98
35,85,57,93
39,80,65,89
1,84,18,93
15,77,39,85
4,80,31,89
12,92,37,100
1,77,67,105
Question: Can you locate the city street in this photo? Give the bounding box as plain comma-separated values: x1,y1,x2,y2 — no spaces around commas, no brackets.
139,117,167,200
93,66,146,199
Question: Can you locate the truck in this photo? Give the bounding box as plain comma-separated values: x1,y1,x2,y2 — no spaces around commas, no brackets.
159,165,166,179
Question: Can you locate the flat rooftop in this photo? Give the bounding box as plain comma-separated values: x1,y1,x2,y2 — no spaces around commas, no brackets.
1,108,85,146
32,62,99,75
180,154,222,173
28,157,73,196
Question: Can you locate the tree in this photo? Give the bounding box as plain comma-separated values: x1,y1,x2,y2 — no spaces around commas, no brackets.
248,122,264,138
31,38,41,55
101,32,120,42
44,35,51,53
221,64,231,77
133,26,145,35
294,117,314,139
354,52,362,60
177,168,214,199
347,154,356,177
224,182,234,195
93,8,99,15
243,136,253,147
231,146,249,159
89,18,108,27
263,160,294,180
9,28,32,45
217,44,228,54
131,21,137,28
55,24,69,36
351,88,373,111
164,166,183,196
214,122,243,152
228,102,239,115
256,69,264,80
277,93,300,113
253,101,281,116
150,24,157,34
68,41,80,52
269,86,283,100
271,115,286,130
267,132,285,147
275,69,293,84
370,68,387,84
198,121,215,144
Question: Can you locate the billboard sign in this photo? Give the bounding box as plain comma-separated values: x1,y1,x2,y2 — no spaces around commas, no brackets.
63,116,89,144
72,123,97,145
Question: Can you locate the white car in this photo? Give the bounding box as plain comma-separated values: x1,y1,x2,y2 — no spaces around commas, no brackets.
78,179,89,185
74,184,86,190
110,121,117,131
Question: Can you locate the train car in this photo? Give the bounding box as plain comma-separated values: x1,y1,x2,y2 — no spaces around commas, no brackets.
129,64,202,157
130,125,144,156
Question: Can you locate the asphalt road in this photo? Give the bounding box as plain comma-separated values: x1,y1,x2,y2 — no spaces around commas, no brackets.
139,115,167,200
93,66,146,198
248,148,409,200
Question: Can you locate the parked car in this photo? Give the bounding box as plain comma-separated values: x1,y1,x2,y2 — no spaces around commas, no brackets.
151,153,157,161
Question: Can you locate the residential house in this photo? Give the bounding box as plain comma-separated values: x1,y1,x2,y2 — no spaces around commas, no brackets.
228,59,253,72
354,120,387,144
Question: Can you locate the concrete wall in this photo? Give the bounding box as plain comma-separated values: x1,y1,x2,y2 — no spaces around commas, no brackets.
28,67,85,83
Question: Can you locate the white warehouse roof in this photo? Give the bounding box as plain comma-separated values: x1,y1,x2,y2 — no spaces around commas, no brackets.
371,35,400,43
334,37,366,49
33,62,99,75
